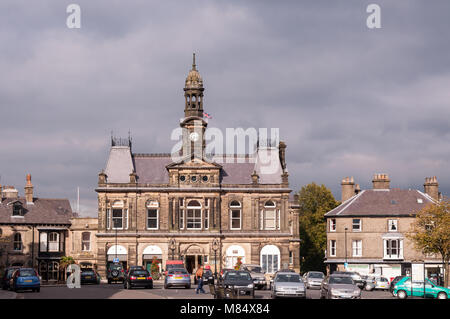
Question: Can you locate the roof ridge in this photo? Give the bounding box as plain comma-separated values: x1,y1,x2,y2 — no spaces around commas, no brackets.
326,190,365,216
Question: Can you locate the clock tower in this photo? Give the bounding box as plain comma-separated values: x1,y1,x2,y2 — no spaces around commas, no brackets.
181,53,207,160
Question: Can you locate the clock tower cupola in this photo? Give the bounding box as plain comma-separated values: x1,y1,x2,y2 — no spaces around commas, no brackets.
184,53,204,118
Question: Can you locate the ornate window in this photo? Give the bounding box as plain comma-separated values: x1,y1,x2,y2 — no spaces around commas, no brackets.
81,232,91,251
48,232,60,252
111,200,127,230
260,245,280,274
186,200,202,230
146,200,159,230
229,200,242,230
260,200,278,230
384,239,403,259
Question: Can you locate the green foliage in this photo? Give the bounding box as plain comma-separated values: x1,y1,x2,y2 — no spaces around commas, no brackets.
297,183,339,273
407,200,450,287
59,256,76,270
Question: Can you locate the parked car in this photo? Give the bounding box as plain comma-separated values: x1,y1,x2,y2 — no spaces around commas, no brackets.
303,271,325,289
9,268,40,292
374,276,390,291
320,274,361,299
221,270,255,299
271,272,306,299
1,266,21,290
393,277,449,299
242,264,267,290
107,263,125,284
390,276,405,295
203,268,215,285
361,275,376,291
332,271,365,288
219,268,234,281
269,269,296,289
80,268,100,285
126,265,145,276
164,268,191,289
124,269,153,289
164,260,185,276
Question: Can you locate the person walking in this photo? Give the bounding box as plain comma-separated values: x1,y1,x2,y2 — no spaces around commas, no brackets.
195,265,206,294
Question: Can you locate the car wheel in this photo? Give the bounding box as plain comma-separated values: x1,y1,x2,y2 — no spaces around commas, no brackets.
164,284,168,289
36,288,40,293
437,292,448,299
108,279,111,284
186,285,191,289
397,290,407,299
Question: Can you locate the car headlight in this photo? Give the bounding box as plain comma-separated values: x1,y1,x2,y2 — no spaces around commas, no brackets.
247,284,254,289
331,288,341,295
353,289,360,296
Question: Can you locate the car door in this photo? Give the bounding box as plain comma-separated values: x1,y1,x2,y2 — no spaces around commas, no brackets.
321,277,329,298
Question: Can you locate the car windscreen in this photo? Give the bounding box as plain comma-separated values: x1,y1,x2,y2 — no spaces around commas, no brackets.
246,266,263,273
276,274,302,283
329,276,354,285
225,272,251,281
204,270,213,275
110,265,122,270
309,272,324,278
19,269,36,277
131,270,149,276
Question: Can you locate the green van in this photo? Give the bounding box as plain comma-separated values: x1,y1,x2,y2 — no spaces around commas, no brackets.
393,276,449,299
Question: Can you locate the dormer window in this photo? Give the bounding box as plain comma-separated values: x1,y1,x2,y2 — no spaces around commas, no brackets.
12,202,23,217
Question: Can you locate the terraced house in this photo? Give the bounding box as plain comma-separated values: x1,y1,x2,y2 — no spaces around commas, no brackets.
95,57,300,277
324,174,445,280
0,175,74,282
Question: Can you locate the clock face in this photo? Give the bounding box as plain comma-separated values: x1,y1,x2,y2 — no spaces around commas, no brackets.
189,132,199,142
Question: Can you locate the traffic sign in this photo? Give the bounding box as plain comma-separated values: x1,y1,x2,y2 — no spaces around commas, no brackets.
113,257,119,263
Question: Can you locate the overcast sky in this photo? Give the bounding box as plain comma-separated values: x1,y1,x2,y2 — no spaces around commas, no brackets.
0,0,449,216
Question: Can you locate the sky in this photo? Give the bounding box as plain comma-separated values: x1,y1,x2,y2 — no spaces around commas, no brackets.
0,0,449,216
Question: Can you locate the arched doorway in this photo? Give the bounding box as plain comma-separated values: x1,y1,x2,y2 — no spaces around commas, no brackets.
183,244,206,274
107,245,128,270
142,245,163,273
225,245,246,269
260,245,280,274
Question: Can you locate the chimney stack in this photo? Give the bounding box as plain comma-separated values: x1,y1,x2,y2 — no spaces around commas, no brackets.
424,176,439,201
341,176,355,202
3,186,18,199
372,173,390,189
0,184,2,203
25,174,34,204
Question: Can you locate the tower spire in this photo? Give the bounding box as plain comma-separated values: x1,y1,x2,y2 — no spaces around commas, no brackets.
192,52,196,70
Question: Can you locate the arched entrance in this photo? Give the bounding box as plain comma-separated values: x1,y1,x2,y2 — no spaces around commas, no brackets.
183,244,206,274
260,245,280,274
142,245,163,273
225,245,246,269
107,245,128,269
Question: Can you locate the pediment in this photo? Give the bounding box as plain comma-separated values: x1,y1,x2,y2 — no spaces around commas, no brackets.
166,157,222,170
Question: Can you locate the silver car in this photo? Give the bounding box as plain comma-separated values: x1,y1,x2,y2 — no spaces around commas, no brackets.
304,271,325,289
320,274,361,299
271,272,306,299
164,268,191,289
242,264,267,290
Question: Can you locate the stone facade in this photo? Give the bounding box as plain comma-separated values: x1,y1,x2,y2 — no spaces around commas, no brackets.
325,174,446,280
94,57,300,277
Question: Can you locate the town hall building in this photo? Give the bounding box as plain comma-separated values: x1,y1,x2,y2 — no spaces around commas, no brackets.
95,56,300,277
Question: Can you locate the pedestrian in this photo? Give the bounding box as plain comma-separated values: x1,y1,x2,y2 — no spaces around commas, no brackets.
195,265,206,294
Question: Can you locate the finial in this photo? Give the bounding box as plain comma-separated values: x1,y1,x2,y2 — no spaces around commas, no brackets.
192,52,196,70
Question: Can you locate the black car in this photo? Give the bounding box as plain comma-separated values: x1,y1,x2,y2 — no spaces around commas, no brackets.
107,263,125,284
221,270,255,299
126,265,145,276
80,268,99,285
389,276,405,293
124,269,153,289
194,268,214,285
1,266,21,290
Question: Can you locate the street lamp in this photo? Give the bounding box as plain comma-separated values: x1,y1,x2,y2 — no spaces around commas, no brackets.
212,238,220,279
169,238,176,260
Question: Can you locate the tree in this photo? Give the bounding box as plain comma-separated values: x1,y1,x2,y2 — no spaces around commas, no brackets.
407,200,450,287
297,183,339,273
59,256,75,270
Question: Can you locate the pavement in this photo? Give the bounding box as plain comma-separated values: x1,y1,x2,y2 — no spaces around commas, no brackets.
0,282,395,299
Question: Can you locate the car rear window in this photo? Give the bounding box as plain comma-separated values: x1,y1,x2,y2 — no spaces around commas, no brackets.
19,269,36,277
246,266,263,273
131,270,149,276
169,269,188,275
329,276,354,285
82,270,95,275
276,274,302,283
225,272,251,281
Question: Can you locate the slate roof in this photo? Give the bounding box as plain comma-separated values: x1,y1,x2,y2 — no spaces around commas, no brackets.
0,197,74,225
325,189,435,217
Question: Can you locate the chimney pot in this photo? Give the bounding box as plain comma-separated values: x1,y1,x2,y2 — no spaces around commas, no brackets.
372,173,390,189
25,174,34,204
